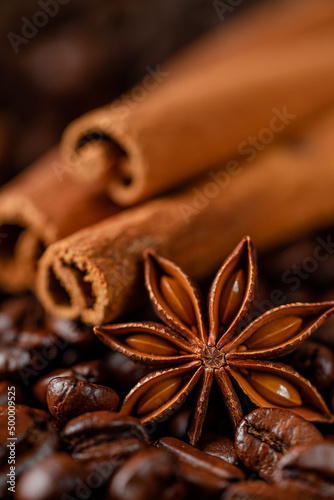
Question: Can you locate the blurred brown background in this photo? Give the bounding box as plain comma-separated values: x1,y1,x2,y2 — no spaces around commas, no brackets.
0,0,262,185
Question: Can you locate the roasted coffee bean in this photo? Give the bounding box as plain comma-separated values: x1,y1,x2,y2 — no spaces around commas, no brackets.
198,432,238,466
275,442,334,499
104,351,149,394
0,405,58,498
221,480,315,500
32,359,107,405
15,452,87,500
0,346,33,378
0,380,24,404
259,240,318,303
260,240,316,281
4,329,61,361
313,318,334,348
58,347,93,367
0,295,44,333
235,408,324,480
47,376,119,425
292,340,334,391
0,327,57,351
61,411,149,477
0,298,24,332
45,315,97,349
157,437,244,498
107,447,186,500
0,327,65,381
62,411,149,449
167,405,192,440
78,436,148,476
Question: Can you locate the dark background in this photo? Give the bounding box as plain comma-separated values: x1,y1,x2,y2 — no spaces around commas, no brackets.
0,0,261,185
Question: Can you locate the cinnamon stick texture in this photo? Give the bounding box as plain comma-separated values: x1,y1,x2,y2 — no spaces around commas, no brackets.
0,148,119,293
37,109,334,326
61,2,334,206
167,0,334,77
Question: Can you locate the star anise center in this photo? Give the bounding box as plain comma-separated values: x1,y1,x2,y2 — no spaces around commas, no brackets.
200,345,226,369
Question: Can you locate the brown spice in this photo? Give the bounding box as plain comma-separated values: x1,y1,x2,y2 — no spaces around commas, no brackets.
0,147,119,292
61,11,334,206
95,238,334,444
37,109,334,325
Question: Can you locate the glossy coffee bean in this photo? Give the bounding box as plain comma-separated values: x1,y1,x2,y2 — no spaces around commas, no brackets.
235,408,324,480
104,351,148,394
58,346,94,367
0,295,44,333
221,480,315,500
0,327,66,381
45,315,97,349
79,437,148,476
6,329,58,350
32,359,107,405
62,411,149,447
167,406,192,440
275,442,334,499
292,340,334,391
0,405,58,498
0,297,25,332
313,317,334,348
62,411,149,476
0,346,33,378
107,447,186,500
261,240,316,281
157,437,244,498
197,432,238,465
47,376,119,425
15,452,87,500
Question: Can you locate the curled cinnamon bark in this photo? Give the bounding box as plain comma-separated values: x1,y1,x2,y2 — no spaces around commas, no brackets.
0,148,119,292
61,1,334,206
37,110,334,325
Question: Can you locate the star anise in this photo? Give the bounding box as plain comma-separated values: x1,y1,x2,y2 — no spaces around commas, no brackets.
95,237,334,444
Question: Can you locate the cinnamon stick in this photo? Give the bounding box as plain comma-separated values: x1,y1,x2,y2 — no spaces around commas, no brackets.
0,148,119,292
37,109,334,325
61,2,334,206
166,0,334,77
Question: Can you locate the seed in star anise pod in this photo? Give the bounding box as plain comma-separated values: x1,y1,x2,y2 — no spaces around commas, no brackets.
95,237,334,444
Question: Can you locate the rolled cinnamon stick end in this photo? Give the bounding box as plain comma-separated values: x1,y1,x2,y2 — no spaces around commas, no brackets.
37,110,334,325
0,148,119,292
61,8,334,206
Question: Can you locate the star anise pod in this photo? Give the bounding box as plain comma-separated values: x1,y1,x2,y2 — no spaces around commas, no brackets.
95,237,334,444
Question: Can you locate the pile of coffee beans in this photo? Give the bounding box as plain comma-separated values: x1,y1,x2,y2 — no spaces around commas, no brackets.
0,289,334,499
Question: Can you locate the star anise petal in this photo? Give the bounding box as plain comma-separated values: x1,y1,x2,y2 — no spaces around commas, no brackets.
187,369,214,445
94,321,199,367
215,368,243,430
226,359,333,422
144,250,206,346
120,361,203,423
207,236,257,348
225,302,334,359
